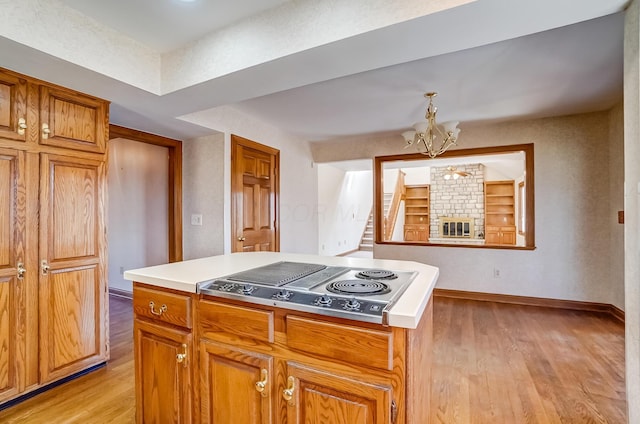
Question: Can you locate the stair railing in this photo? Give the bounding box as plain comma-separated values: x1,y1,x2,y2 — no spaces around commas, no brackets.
384,170,406,241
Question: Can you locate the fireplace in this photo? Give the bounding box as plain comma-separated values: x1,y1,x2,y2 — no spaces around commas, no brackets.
440,217,474,238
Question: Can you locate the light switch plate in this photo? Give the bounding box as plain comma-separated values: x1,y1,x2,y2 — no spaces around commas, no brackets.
191,214,203,226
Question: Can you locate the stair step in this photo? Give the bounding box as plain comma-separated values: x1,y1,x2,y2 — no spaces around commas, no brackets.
358,244,373,251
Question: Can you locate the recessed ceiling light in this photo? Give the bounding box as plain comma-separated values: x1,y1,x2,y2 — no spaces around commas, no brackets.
176,0,198,3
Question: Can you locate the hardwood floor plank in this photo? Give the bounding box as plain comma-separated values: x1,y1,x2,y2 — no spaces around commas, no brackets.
0,295,135,423
0,295,626,424
431,298,626,424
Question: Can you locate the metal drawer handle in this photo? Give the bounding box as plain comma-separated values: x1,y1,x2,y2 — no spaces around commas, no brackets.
17,262,26,280
255,369,268,397
42,123,51,139
149,301,167,316
282,376,295,405
176,344,187,367
41,260,50,275
17,118,27,135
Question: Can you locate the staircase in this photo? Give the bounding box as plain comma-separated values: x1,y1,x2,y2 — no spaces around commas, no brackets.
359,212,374,251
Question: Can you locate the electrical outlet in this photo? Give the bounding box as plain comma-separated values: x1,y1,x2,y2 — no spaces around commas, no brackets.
493,268,500,278
119,266,124,275
191,214,203,226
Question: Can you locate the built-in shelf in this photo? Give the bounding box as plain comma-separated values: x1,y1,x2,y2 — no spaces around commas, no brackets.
484,180,516,245
403,185,430,242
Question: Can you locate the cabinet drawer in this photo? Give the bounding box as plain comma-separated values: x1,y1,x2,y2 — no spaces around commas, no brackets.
199,300,274,343
286,315,392,370
133,286,192,329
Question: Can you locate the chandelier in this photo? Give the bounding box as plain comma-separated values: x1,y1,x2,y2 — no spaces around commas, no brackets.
401,92,460,158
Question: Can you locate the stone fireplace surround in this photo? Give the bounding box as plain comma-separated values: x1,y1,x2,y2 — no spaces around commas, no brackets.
429,164,485,239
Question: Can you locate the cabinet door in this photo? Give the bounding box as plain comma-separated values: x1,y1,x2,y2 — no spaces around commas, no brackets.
484,227,501,244
285,362,392,424
0,70,28,143
200,340,273,424
0,149,25,402
404,225,428,242
38,153,107,383
134,319,193,424
501,227,516,245
39,86,108,153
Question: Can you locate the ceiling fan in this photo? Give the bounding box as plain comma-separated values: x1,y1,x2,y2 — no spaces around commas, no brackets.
443,166,469,180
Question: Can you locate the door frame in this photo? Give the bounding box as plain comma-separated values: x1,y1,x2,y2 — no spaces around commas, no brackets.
231,134,280,252
108,124,183,262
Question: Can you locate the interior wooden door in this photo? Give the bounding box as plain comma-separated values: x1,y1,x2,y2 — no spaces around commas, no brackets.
0,149,25,402
200,340,274,423
231,135,279,252
134,319,192,424
0,69,28,143
38,153,107,383
285,362,392,424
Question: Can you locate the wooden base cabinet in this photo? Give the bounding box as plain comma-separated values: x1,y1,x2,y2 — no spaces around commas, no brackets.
134,320,193,424
485,225,516,245
286,362,393,424
133,285,195,424
200,341,273,424
197,297,431,424
133,283,433,424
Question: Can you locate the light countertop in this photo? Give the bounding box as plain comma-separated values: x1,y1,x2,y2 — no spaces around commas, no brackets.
124,252,439,329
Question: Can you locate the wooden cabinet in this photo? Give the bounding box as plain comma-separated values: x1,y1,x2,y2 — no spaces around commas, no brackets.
133,285,194,424
39,86,108,153
286,362,392,424
484,181,516,245
403,185,430,242
485,226,516,245
0,149,30,403
0,69,28,143
134,319,193,424
191,295,434,424
200,341,273,424
0,67,109,407
38,153,107,383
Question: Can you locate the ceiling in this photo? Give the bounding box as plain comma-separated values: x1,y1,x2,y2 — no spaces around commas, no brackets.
1,0,628,142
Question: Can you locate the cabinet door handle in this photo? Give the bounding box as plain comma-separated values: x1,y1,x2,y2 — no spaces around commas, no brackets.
41,260,50,275
17,262,26,280
254,368,268,397
176,344,187,367
149,301,167,316
17,118,27,135
42,123,51,139
237,236,246,242
282,376,295,405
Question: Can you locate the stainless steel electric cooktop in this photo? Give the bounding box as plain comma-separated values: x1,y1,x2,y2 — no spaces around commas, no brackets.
198,261,417,325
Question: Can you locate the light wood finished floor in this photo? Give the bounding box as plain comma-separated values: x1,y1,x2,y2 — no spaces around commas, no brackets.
0,295,626,423
432,297,626,424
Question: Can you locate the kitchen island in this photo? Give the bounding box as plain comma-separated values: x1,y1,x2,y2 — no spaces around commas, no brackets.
125,252,439,424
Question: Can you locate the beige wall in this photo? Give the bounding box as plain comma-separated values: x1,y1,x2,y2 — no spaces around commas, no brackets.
181,106,319,255
624,1,640,421
311,110,625,307
182,133,226,260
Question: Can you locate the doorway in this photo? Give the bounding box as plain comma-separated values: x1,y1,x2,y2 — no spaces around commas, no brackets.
107,125,183,293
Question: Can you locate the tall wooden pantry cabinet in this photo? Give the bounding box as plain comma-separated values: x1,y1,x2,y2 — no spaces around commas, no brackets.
0,67,109,405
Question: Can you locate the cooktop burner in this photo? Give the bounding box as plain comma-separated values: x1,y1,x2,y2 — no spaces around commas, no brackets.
326,280,391,296
198,261,418,325
355,269,397,280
